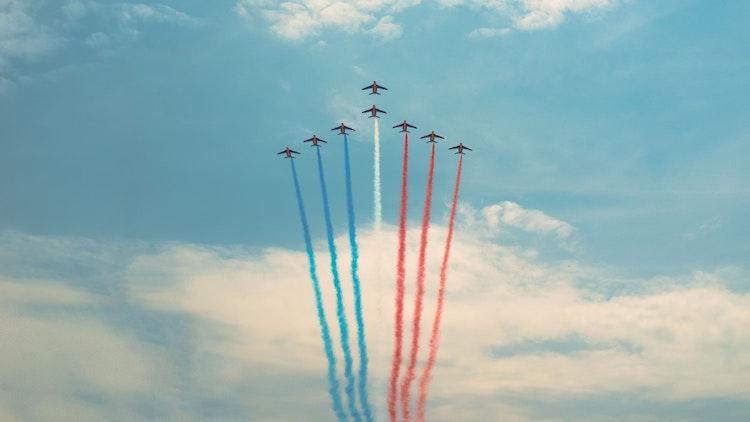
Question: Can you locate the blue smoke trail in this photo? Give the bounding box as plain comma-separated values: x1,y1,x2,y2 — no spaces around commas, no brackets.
289,159,348,422
315,147,362,422
343,134,374,422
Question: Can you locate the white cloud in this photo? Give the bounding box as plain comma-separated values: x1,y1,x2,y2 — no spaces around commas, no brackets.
237,0,620,40
235,0,417,41
127,218,750,414
468,26,512,38
328,90,364,125
369,15,403,40
470,201,574,238
0,0,61,63
117,3,200,26
441,0,617,32
1,201,747,419
84,31,109,47
0,278,179,420
0,1,200,93
514,0,614,29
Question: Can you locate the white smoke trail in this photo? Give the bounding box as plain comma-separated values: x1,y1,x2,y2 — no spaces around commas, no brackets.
373,118,382,232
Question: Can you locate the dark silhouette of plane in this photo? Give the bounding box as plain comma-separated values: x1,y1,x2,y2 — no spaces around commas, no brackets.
331,123,355,135
421,131,444,143
449,143,472,154
362,105,387,118
362,81,387,95
393,120,417,133
277,147,300,158
304,135,327,147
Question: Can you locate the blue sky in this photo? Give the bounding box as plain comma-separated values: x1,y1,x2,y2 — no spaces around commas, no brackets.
1,1,749,421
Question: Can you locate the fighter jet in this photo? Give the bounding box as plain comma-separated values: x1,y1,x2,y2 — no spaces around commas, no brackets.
277,147,301,158
393,120,417,133
362,81,388,95
304,135,327,147
448,143,472,154
362,105,387,118
420,131,444,143
331,123,355,135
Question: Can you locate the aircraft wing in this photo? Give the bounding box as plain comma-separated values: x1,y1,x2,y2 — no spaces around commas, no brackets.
277,150,287,154
344,125,355,131
420,134,430,139
304,138,313,143
448,145,459,150
392,123,402,129
319,138,327,143
378,85,388,90
463,146,472,151
361,109,371,114
375,108,387,113
362,84,374,91
291,150,301,154
331,126,340,131
436,134,445,139
407,123,417,128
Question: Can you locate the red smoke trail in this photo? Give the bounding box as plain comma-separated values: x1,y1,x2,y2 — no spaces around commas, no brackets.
416,155,463,422
400,143,436,422
388,132,409,422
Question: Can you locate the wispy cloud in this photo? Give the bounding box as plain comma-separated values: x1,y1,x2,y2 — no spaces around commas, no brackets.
0,1,201,92
237,0,620,41
369,15,403,41
441,0,618,32
117,3,200,26
0,0,62,64
462,201,575,239
235,0,418,41
467,26,512,38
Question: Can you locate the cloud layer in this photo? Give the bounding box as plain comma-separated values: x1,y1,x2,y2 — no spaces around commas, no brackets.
0,1,199,91
1,200,748,420
236,0,618,41
235,0,416,41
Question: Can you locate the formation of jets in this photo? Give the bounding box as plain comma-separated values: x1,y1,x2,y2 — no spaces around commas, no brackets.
279,81,472,158
449,143,472,154
277,147,300,159
421,131,444,143
331,122,355,135
362,81,387,95
393,120,417,133
304,135,326,147
362,105,387,118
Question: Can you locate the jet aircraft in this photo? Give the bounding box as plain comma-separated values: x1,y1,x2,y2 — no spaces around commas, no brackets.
362,105,387,118
304,135,326,147
393,120,417,133
331,123,355,135
362,81,387,95
421,131,444,143
448,143,473,154
277,147,301,158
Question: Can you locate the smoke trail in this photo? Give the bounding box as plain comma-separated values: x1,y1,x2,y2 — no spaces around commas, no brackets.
342,134,374,421
288,159,348,422
400,143,436,421
416,155,464,422
388,132,409,422
316,147,362,422
373,119,382,232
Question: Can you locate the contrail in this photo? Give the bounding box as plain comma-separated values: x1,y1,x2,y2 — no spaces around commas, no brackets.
288,159,348,422
316,147,362,422
388,132,409,422
416,155,464,422
373,119,382,232
401,143,436,421
342,134,374,421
